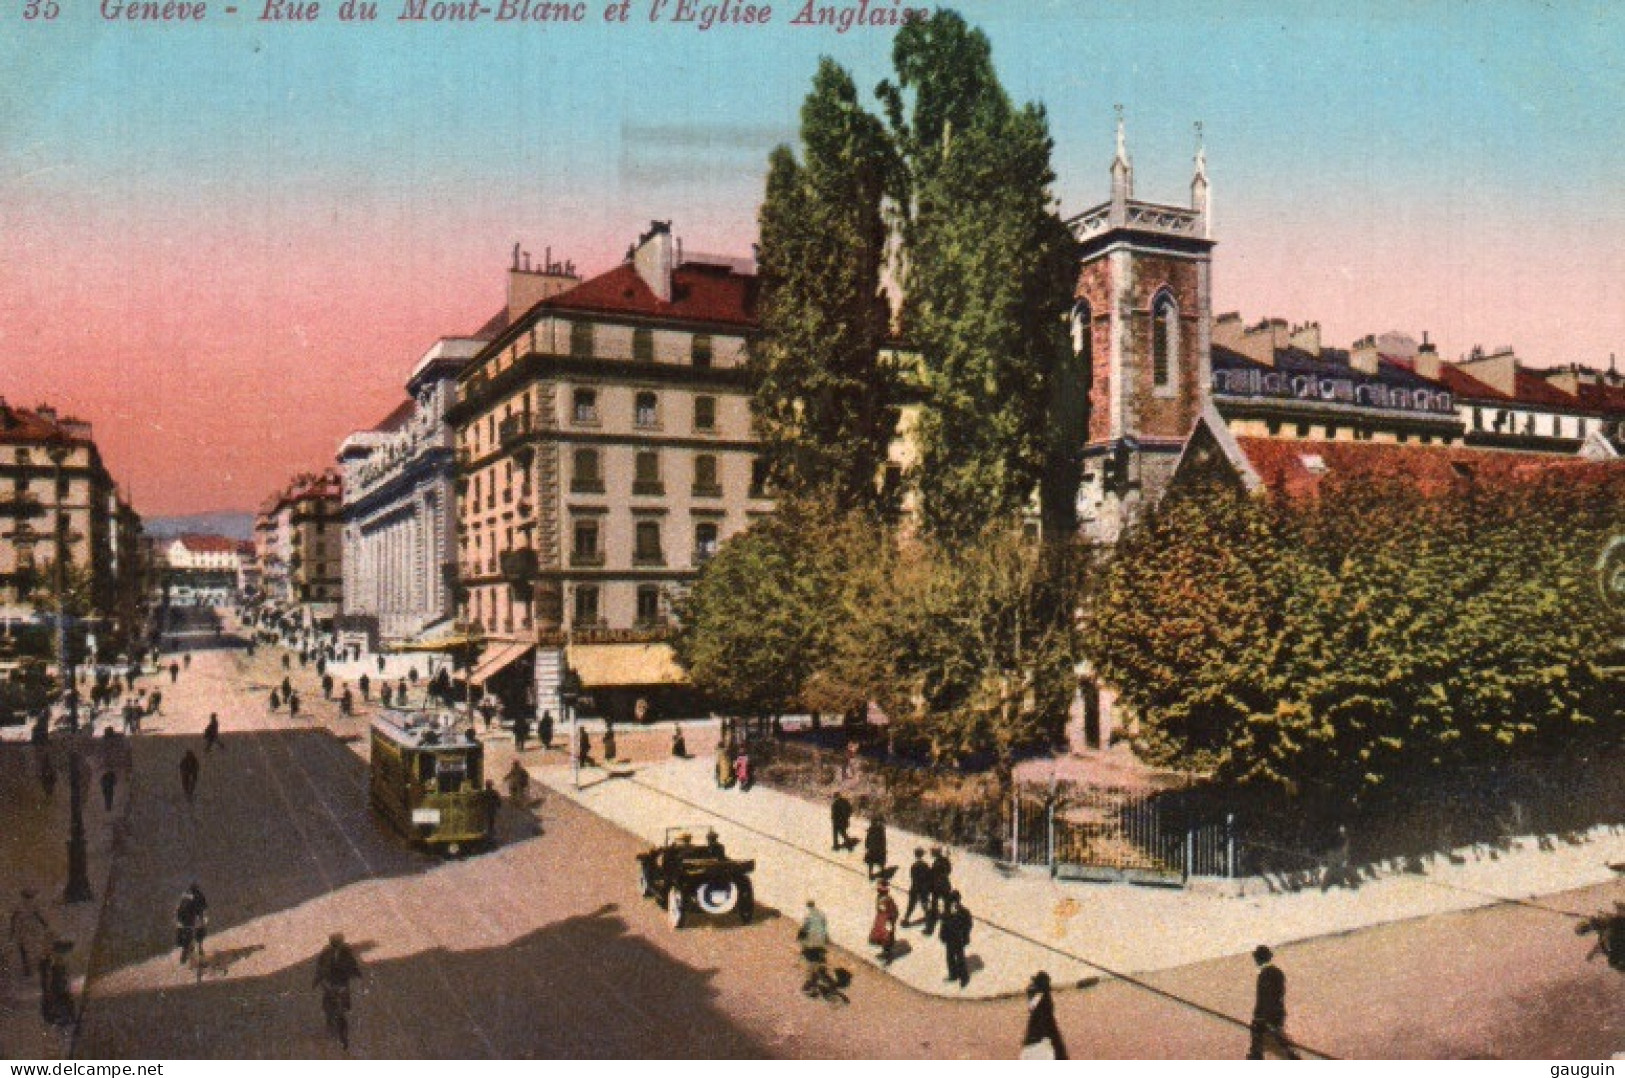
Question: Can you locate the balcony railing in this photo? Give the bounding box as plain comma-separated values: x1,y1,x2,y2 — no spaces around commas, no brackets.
499,413,534,451
569,550,606,567
632,480,665,497
632,550,666,567
570,477,605,494
690,483,723,499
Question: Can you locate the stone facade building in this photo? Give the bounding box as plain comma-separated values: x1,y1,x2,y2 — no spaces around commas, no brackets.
0,400,143,645
447,223,769,721
339,337,483,643
255,471,344,629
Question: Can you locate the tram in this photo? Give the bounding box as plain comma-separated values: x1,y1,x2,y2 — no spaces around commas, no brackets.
368,709,492,854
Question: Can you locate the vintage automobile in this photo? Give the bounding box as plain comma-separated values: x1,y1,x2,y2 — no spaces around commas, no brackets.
636,827,756,928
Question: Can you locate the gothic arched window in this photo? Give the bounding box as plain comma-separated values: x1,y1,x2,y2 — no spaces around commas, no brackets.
1151,290,1180,390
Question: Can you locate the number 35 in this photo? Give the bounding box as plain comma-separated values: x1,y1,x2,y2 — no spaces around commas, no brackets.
24,0,61,17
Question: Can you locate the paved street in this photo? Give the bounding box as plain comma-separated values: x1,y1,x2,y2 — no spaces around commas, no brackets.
3,634,1612,1058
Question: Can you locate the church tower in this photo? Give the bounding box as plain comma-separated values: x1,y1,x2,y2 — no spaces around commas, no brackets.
1071,119,1215,543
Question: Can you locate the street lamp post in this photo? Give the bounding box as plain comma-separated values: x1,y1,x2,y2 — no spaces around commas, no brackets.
48,439,92,904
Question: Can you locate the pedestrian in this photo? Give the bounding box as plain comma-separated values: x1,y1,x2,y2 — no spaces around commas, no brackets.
397,678,408,705
174,883,208,966
831,792,854,851
842,739,859,779
340,687,353,716
941,890,972,988
538,710,554,749
38,755,57,801
9,889,52,979
381,683,393,708
504,760,530,806
513,713,530,752
869,882,899,966
359,674,370,702
577,726,593,767
282,653,291,671
39,939,74,1030
316,656,326,678
179,748,201,803
204,713,221,752
183,652,192,671
864,816,888,880
269,688,281,712
479,694,496,731
1021,971,1068,1060
100,769,118,811
313,932,364,1051
322,673,333,700
281,675,292,698
377,654,386,674
733,750,751,791
904,848,931,926
716,742,735,789
481,780,502,834
926,846,953,936
671,726,688,759
1247,945,1301,1059
168,661,179,684
408,666,419,685
148,688,162,716
288,692,301,718
798,899,831,994
602,724,618,762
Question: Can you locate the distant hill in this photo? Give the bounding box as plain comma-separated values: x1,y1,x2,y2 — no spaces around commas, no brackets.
144,512,255,542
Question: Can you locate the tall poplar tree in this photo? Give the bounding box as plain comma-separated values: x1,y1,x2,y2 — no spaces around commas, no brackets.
878,10,1082,541
751,59,899,512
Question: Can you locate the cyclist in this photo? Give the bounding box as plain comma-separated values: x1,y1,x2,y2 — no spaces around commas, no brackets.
174,883,208,968
313,932,364,1050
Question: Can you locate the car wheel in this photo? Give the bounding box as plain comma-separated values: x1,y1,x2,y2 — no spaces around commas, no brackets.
696,879,738,916
667,886,685,929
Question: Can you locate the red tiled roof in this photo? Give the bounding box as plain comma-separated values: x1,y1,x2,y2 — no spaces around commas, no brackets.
1512,370,1581,409
0,402,92,446
1234,437,1622,499
373,399,416,432
1574,381,1625,416
1429,364,1511,402
175,534,240,554
472,308,510,341
538,261,757,328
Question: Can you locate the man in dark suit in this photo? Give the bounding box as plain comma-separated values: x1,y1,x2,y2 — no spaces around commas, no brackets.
940,890,972,987
1247,944,1300,1059
903,849,931,926
830,792,854,851
925,847,953,936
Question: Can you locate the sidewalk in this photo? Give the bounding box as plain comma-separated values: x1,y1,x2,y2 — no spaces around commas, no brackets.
536,755,1625,1000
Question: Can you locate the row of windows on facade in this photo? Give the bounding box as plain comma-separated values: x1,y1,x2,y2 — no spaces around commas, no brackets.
465,450,767,510
467,581,667,630
8,475,74,497
568,323,716,367
461,517,719,576
475,389,722,445
1253,419,1453,444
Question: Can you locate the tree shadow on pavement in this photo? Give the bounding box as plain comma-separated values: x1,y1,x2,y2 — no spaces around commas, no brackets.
77,904,769,1059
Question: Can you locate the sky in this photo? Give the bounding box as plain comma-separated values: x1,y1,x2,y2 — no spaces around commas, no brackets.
3,0,1624,515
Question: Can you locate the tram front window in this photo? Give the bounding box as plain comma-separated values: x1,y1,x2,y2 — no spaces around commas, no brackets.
435,755,468,794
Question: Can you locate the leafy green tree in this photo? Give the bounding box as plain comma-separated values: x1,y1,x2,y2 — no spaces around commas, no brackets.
1083,476,1625,813
752,59,900,512
671,497,886,718
878,10,1081,541
851,525,1084,786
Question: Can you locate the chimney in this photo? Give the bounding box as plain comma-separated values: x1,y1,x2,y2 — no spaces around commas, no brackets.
632,220,676,303
507,241,580,323
36,405,57,424
1413,332,1443,380
1350,335,1381,375
1288,322,1321,358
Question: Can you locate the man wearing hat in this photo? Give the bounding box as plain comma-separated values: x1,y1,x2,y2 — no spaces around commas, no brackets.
1248,945,1300,1059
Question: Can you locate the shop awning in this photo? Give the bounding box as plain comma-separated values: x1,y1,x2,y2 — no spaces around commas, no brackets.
566,643,686,689
470,641,534,686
